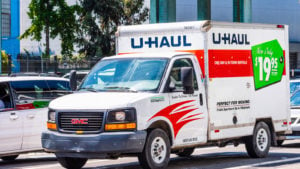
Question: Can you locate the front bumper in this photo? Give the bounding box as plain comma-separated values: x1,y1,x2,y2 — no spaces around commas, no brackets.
42,131,147,158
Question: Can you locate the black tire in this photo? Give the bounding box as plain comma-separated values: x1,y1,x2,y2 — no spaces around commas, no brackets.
277,140,284,146
138,129,171,169
176,148,195,157
1,155,18,161
57,157,87,169
245,121,271,158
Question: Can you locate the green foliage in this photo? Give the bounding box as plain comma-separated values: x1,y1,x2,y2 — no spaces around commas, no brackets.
20,0,79,58
76,0,149,59
1,51,9,65
21,0,149,60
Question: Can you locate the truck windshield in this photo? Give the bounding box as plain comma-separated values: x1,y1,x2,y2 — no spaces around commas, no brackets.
80,58,168,92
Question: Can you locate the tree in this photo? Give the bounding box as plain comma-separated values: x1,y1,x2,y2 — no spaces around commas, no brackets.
76,0,149,59
20,0,79,59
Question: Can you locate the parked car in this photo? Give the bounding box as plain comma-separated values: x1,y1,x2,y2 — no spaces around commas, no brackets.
290,79,300,94
0,76,71,161
277,81,300,146
287,91,300,141
62,70,89,85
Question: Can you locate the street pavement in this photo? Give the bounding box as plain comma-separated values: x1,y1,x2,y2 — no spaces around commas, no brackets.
1,140,300,169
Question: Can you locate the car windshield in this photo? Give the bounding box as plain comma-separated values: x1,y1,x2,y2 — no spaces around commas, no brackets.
291,91,300,107
80,58,168,92
290,81,300,94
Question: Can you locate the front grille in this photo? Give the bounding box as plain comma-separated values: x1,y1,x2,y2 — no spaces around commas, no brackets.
58,112,104,133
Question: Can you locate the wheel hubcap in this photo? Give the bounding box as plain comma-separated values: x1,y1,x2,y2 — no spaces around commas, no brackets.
256,128,268,151
151,137,167,164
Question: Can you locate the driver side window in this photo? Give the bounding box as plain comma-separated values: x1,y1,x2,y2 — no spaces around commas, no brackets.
168,58,198,92
0,83,13,110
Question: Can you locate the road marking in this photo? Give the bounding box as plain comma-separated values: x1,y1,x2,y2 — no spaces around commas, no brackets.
225,156,300,169
22,164,61,169
22,159,111,169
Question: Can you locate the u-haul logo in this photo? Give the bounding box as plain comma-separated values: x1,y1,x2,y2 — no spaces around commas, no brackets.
131,35,192,49
212,33,250,45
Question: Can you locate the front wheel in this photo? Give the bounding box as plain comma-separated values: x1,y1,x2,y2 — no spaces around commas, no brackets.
56,157,87,169
138,129,171,169
245,121,271,158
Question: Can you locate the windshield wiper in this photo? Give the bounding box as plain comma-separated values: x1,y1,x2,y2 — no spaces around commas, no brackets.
79,87,98,92
104,86,138,93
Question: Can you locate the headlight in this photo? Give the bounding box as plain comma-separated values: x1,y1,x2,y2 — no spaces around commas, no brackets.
48,110,56,122
105,108,136,131
107,109,136,123
47,109,57,130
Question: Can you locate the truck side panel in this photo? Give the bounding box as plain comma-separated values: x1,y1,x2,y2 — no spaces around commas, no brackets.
206,25,290,140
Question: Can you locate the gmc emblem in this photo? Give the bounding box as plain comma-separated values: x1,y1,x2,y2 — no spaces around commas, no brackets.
71,119,88,124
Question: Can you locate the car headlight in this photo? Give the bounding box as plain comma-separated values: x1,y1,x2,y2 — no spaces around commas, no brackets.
48,109,56,122
47,109,57,130
105,108,136,131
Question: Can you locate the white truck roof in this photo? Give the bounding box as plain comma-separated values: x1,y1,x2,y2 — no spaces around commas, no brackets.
117,20,283,35
103,52,192,60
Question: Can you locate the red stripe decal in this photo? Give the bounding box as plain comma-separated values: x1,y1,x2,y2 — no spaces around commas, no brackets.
208,49,286,78
16,103,35,110
208,50,253,78
149,100,203,138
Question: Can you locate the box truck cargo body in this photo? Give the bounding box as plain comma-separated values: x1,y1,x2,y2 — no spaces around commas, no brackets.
116,21,290,141
42,21,291,169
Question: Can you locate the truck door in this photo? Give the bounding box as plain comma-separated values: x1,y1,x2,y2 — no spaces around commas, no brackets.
166,56,208,146
0,82,22,153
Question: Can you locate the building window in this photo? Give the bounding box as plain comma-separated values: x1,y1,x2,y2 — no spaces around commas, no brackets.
1,0,11,37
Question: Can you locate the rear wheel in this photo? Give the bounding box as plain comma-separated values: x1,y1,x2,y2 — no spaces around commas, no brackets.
245,121,271,158
56,157,87,169
1,155,18,161
176,148,195,157
138,128,171,169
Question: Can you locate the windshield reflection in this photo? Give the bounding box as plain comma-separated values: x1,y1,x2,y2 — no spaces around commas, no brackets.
80,58,168,92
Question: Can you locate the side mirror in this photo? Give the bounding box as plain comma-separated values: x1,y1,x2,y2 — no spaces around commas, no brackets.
181,67,194,94
69,70,77,91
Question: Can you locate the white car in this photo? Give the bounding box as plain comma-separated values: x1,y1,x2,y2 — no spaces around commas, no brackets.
290,79,300,94
289,90,300,139
62,71,89,85
278,80,300,146
0,76,71,161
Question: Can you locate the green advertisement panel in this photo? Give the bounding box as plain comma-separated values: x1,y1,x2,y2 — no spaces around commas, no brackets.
252,40,284,90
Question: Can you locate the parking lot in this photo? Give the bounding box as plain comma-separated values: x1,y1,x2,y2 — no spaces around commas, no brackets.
1,140,300,169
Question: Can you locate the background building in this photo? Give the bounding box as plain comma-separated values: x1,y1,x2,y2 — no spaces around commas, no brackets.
147,0,300,70
1,0,75,73
1,0,300,73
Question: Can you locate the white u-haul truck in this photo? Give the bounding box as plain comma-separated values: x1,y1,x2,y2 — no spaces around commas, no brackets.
42,21,291,169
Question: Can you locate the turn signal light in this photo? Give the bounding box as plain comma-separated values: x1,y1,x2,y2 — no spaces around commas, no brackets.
47,122,57,130
105,123,136,131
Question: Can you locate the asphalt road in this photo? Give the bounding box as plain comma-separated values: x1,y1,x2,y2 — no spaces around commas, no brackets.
1,140,300,169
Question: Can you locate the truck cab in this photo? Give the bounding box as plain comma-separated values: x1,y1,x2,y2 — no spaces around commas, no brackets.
43,52,209,168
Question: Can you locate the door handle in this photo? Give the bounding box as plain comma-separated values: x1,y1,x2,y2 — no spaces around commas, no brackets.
199,93,203,106
10,112,19,120
27,114,35,119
